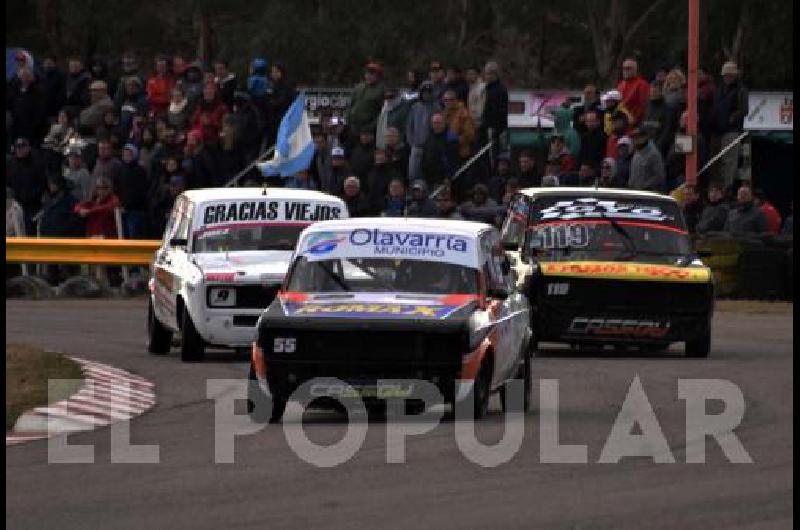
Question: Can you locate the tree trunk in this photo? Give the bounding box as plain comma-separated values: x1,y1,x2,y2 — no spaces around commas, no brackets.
193,10,213,62
586,0,668,85
36,0,63,55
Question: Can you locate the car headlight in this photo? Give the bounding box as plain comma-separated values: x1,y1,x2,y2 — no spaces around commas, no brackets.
208,286,236,307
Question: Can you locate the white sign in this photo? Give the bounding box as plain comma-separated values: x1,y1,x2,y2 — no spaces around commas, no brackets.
300,229,479,268
744,92,793,131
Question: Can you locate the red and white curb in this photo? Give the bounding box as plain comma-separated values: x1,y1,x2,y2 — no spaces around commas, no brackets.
6,357,155,446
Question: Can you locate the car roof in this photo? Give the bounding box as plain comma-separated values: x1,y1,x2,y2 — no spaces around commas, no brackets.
517,187,678,204
180,187,345,204
301,217,496,239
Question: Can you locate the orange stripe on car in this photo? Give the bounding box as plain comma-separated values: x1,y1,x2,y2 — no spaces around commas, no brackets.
251,342,267,379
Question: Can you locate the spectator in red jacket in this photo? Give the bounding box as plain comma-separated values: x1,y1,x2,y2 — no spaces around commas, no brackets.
617,58,650,127
753,188,782,234
191,81,229,147
146,55,175,117
74,176,120,238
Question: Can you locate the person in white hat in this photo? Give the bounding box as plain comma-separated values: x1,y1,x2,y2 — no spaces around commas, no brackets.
614,136,634,187
711,60,747,189
601,89,633,137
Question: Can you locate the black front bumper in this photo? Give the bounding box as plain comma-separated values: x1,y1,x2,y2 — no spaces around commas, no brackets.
532,277,714,344
259,319,468,400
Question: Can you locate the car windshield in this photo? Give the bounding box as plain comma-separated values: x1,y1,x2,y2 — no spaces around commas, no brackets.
286,257,479,294
526,196,692,264
192,224,306,253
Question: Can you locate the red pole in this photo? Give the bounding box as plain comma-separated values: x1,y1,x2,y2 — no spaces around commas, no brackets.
686,0,699,186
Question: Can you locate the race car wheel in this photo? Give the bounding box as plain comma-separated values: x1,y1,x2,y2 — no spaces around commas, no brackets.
180,310,205,362
270,397,287,424
472,358,492,419
146,300,172,355
246,366,287,424
686,326,711,358
247,365,271,423
500,352,531,413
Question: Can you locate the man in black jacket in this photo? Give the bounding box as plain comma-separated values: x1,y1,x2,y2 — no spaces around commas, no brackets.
578,110,606,170
341,176,371,217
65,56,92,110
366,148,401,215
696,182,730,234
642,81,678,158
725,184,768,235
480,61,509,165
710,62,747,188
115,144,150,239
7,67,47,144
7,138,46,233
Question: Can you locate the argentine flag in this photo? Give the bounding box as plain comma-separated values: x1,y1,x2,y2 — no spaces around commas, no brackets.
258,93,315,177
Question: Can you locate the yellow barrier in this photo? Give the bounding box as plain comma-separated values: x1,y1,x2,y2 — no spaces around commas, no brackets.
6,238,161,265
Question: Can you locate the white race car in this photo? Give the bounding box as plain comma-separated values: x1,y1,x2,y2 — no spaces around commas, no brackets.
147,187,348,361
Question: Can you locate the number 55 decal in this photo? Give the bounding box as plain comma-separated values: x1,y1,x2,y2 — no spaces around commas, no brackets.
273,337,297,353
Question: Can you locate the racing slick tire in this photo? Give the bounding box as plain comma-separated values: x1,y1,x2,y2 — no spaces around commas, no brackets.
500,350,532,414
685,326,711,358
146,300,172,355
246,366,288,423
471,357,492,419
247,365,271,423
180,309,206,362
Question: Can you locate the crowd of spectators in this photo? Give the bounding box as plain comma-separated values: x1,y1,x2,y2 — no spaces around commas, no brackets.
6,48,790,254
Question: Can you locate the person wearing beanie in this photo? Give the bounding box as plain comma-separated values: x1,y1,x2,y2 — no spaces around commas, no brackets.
114,143,149,239
346,60,386,147
406,80,441,180
63,145,94,201
406,179,438,218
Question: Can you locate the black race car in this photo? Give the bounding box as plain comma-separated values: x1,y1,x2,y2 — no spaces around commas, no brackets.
501,187,714,357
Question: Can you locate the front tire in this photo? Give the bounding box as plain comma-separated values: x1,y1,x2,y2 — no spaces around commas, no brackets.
500,352,532,413
180,309,205,362
146,300,172,354
246,365,287,423
686,325,711,358
472,358,492,419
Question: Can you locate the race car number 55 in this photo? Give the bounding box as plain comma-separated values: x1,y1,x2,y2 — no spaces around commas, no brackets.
273,337,296,353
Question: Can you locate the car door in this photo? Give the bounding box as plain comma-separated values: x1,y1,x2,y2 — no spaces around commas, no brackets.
152,197,191,330
483,230,525,385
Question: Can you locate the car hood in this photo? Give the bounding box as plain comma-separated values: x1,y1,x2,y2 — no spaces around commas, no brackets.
270,292,480,322
192,251,292,283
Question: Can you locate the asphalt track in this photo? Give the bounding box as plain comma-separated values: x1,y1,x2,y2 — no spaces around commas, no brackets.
5,299,793,530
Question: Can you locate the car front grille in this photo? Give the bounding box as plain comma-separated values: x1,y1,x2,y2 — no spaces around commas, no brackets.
207,284,281,309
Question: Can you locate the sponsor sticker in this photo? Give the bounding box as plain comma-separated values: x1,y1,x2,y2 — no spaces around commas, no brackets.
540,261,711,283
301,228,477,268
282,302,461,319
567,317,671,338
539,198,675,223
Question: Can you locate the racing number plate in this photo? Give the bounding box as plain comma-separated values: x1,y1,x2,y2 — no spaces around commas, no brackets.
209,287,236,307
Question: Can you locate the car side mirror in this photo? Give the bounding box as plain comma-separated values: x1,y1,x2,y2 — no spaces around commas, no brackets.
500,257,511,276
487,287,509,300
502,240,518,251
170,237,188,248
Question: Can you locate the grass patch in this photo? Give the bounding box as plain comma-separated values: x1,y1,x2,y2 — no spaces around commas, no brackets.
6,344,83,431
715,300,794,314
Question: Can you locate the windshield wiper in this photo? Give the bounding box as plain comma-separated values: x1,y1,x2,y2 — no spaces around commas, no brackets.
601,213,638,260
317,262,351,291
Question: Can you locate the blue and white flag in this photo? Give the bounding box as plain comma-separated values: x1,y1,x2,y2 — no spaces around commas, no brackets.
258,93,315,177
